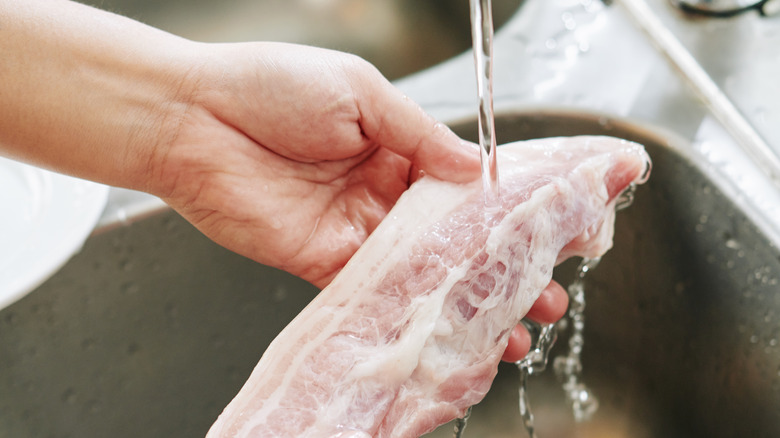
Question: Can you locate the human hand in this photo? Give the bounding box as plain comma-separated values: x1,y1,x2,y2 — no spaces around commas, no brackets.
0,0,566,362
147,42,568,361
152,42,480,288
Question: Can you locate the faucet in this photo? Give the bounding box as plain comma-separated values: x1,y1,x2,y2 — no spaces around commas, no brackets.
670,0,780,16
615,0,780,187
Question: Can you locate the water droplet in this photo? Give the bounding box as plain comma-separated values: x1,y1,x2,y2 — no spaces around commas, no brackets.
119,259,133,272
725,238,741,250
163,216,176,231
516,321,558,438
85,400,101,415
517,322,558,374
561,12,577,30
565,382,599,422
61,388,77,405
554,356,582,376
120,282,139,295
453,405,472,438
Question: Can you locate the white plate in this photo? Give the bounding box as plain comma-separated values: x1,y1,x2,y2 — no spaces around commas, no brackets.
0,157,109,310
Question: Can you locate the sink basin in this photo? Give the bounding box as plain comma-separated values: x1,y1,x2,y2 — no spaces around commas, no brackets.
433,110,780,437
78,0,522,80
2,110,779,437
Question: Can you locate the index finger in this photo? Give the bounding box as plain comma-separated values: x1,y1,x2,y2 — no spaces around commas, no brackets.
355,70,481,183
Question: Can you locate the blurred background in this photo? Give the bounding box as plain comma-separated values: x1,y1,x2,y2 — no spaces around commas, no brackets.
80,0,521,80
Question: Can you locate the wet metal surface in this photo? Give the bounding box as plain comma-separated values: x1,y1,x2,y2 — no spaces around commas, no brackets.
2,112,779,437
78,0,521,81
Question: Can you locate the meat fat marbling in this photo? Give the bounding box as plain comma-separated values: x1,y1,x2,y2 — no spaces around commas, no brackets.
207,136,651,438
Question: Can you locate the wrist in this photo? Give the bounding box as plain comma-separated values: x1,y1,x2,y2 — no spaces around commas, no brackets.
0,0,202,193
118,41,206,195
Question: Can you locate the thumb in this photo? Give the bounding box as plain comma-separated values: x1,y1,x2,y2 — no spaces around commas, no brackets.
355,72,481,184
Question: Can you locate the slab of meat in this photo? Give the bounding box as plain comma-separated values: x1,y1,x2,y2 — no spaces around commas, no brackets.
207,136,650,438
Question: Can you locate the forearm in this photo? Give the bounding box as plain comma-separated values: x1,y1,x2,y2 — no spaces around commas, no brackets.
0,0,198,192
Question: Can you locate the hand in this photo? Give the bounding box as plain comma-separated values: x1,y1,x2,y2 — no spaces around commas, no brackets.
145,42,570,360
147,42,567,361
151,42,481,288
0,0,567,363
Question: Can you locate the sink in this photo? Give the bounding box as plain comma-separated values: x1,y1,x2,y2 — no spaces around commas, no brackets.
2,110,779,437
432,110,780,437
77,0,522,80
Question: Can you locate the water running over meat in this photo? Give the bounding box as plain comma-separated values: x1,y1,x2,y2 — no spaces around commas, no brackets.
206,137,650,438
516,321,558,438
453,1,499,435
552,256,602,423
516,183,640,437
452,406,472,438
470,0,499,204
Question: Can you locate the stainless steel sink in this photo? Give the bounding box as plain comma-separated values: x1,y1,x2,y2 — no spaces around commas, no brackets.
2,110,779,437
77,0,522,80
430,110,780,437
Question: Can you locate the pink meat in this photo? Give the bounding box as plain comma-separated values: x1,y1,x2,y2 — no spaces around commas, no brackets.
207,136,650,438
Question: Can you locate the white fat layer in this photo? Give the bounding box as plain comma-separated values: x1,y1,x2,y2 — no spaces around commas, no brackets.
207,136,650,438
229,178,477,434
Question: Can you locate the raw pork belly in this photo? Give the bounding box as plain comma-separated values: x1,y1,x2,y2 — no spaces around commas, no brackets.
207,136,650,438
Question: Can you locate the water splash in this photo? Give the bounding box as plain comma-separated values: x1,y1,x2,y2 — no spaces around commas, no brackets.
452,406,473,438
516,321,558,438
518,365,536,438
514,257,602,438
616,183,637,212
513,182,639,435
454,1,497,433
553,257,601,423
470,0,499,203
